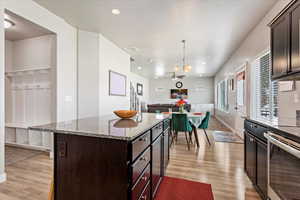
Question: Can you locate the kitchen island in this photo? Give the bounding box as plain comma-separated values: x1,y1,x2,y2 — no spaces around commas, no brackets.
30,113,171,200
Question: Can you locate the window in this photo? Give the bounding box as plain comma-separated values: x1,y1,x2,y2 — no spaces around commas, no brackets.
217,80,228,112
252,52,278,122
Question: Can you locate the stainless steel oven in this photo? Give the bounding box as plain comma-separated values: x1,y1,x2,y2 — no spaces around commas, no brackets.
264,132,300,200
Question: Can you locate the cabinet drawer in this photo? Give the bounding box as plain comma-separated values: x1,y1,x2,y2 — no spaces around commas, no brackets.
131,164,150,200
152,123,163,140
138,181,150,200
132,147,150,185
244,120,268,142
132,131,150,162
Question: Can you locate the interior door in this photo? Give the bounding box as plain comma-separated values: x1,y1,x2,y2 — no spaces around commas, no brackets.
235,66,248,137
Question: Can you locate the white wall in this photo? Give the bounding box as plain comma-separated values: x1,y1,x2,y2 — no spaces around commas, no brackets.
149,77,214,114
278,81,300,121
129,72,150,103
99,34,131,116
12,35,55,69
4,0,78,122
5,40,12,123
5,35,55,125
149,77,214,104
0,0,78,183
214,0,293,136
77,30,99,118
0,0,6,183
76,32,150,117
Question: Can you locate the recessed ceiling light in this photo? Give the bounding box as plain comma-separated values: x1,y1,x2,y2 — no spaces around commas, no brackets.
202,62,206,65
112,9,120,15
4,19,15,29
137,66,142,70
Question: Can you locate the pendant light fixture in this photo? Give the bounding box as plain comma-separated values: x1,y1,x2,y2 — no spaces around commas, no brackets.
182,40,192,72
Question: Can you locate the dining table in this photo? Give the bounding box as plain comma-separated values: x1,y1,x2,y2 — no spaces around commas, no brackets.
166,112,204,148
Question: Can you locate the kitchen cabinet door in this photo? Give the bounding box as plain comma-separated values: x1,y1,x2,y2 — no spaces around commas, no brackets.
271,14,290,79
257,140,268,200
152,135,163,198
163,129,169,175
245,132,257,184
291,2,300,73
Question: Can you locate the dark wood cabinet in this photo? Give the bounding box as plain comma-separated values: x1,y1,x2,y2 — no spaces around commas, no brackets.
256,140,268,200
291,1,300,73
245,131,257,184
152,135,163,198
270,0,300,80
54,119,171,200
244,120,268,200
271,14,290,78
163,129,170,175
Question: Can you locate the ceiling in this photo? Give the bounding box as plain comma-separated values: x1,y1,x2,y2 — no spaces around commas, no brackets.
32,0,278,78
5,10,53,41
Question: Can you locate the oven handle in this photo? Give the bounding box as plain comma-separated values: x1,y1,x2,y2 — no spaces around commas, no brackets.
264,132,300,159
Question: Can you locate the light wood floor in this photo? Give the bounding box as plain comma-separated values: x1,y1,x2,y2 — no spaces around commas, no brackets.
0,117,260,200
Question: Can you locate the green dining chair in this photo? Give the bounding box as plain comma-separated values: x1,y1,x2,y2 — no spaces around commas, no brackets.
198,111,211,145
171,113,193,150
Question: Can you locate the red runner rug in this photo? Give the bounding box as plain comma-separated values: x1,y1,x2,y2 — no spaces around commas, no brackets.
155,176,214,200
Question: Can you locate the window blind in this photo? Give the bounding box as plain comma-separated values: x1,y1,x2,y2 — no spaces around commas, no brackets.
217,80,228,112
255,52,278,122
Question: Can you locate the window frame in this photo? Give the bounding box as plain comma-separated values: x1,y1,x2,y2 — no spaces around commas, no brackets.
251,50,278,123
217,79,229,113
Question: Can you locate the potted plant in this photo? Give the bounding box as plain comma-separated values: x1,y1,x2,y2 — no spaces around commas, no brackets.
176,98,187,113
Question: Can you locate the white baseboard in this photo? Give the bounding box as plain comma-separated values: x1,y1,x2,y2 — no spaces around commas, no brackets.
215,116,244,139
0,173,7,183
215,115,236,133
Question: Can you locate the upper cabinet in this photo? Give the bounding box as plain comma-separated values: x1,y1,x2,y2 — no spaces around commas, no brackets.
291,2,300,73
270,0,300,80
271,14,290,78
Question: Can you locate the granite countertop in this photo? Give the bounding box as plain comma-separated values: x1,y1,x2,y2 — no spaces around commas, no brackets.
246,118,300,141
30,113,170,141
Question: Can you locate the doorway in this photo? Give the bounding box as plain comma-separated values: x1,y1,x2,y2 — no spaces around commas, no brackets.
4,10,57,166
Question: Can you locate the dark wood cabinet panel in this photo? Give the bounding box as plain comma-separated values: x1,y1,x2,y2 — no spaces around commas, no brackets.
270,0,300,80
54,120,170,200
244,120,268,200
132,148,150,185
291,2,300,73
131,164,150,200
163,129,170,175
139,182,151,200
245,132,257,184
54,134,129,200
132,131,150,162
256,140,268,200
152,135,163,198
271,14,290,79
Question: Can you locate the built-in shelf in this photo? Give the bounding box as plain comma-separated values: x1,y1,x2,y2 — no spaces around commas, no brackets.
5,67,51,77
5,125,52,152
5,122,45,129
